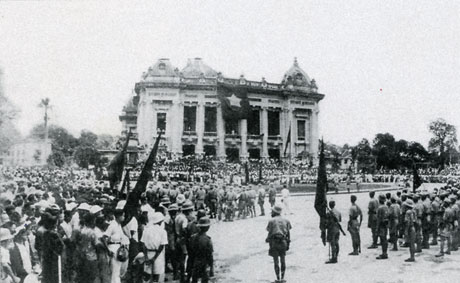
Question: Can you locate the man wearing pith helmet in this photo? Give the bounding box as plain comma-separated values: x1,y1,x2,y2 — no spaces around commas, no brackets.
266,204,291,283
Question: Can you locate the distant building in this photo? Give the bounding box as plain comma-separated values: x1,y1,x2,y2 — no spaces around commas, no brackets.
120,57,325,162
4,139,52,167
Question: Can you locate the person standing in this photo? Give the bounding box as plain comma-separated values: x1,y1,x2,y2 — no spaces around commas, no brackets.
430,194,441,246
367,191,379,249
421,192,432,249
140,212,168,283
403,199,416,262
413,195,423,253
104,201,130,283
281,185,291,215
268,185,277,208
347,195,362,255
266,204,291,282
436,200,454,257
325,200,341,264
189,217,214,283
376,194,389,260
388,197,401,251
258,184,266,216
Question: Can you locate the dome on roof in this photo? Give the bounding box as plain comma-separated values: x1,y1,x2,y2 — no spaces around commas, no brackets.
181,58,218,78
142,58,179,80
281,57,312,87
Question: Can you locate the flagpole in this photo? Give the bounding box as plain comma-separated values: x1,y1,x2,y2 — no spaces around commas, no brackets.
288,123,292,189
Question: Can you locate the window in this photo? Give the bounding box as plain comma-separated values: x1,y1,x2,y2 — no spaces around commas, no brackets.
183,106,197,132
157,113,166,132
248,109,260,135
297,120,306,141
225,119,239,135
204,106,217,132
268,111,280,136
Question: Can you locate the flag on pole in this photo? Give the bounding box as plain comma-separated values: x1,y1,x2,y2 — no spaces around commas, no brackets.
107,131,131,190
284,124,291,157
413,164,423,193
315,139,328,245
124,132,162,219
245,162,250,184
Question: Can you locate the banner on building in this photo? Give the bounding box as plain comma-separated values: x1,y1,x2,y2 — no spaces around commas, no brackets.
217,83,251,121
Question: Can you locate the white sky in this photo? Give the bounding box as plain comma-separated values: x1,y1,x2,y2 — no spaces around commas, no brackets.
1,0,459,147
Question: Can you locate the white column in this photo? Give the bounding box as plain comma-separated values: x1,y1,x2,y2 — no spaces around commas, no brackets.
172,102,183,158
261,107,269,159
217,104,226,160
281,109,289,159
195,102,205,157
240,119,248,161
310,105,319,163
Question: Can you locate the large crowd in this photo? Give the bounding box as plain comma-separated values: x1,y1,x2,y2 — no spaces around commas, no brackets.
2,160,460,283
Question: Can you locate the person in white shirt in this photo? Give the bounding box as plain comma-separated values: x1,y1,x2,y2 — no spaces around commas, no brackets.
104,202,130,283
140,212,168,283
0,228,20,283
281,185,292,215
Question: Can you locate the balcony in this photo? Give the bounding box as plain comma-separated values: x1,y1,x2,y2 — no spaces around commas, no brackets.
182,130,197,136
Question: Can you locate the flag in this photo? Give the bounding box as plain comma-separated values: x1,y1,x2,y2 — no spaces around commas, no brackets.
258,162,263,183
315,139,328,245
107,131,131,190
124,132,162,219
413,164,422,193
217,83,251,121
284,124,291,156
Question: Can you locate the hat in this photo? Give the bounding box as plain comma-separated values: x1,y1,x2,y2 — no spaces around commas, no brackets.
181,200,194,211
196,216,211,227
149,212,165,224
0,228,13,242
65,202,78,212
78,203,91,211
0,213,11,227
272,204,282,215
176,194,186,205
116,200,126,210
197,209,207,219
378,194,386,201
168,203,179,211
161,196,171,205
90,205,103,214
405,199,414,209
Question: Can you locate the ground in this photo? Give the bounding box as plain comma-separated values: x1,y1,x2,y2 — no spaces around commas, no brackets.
208,184,460,283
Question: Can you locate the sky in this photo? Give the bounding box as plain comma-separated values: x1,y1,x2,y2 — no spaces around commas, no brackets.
0,0,459,147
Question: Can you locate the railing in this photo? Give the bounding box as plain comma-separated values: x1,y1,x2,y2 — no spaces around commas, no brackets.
183,130,197,136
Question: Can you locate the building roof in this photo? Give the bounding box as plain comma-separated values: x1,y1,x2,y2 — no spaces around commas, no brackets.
281,57,312,87
142,58,179,80
181,58,218,78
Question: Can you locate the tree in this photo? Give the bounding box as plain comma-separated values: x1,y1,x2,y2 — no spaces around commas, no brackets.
74,146,101,169
0,68,21,149
47,151,66,167
29,124,79,157
352,138,374,173
96,134,116,149
428,118,457,168
79,130,98,147
407,142,429,164
372,133,398,169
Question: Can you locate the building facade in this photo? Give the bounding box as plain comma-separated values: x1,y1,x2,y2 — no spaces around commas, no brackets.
120,58,324,162
3,139,52,167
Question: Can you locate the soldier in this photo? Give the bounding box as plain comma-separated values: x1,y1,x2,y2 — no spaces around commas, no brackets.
258,184,266,216
224,186,237,222
175,200,193,283
189,217,214,283
404,199,416,262
376,194,389,259
238,187,248,219
268,185,277,208
413,194,423,253
367,191,379,249
325,200,342,264
247,185,257,218
347,195,362,255
266,204,291,282
207,185,218,219
388,196,400,251
430,193,441,246
436,200,454,257
449,196,459,251
421,192,432,249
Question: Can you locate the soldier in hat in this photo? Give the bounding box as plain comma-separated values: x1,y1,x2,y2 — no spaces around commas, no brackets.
175,200,193,282
367,191,379,249
376,194,389,259
388,196,401,251
413,194,423,253
430,193,441,246
436,200,454,257
266,204,291,282
403,199,416,262
347,195,362,255
189,217,214,283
